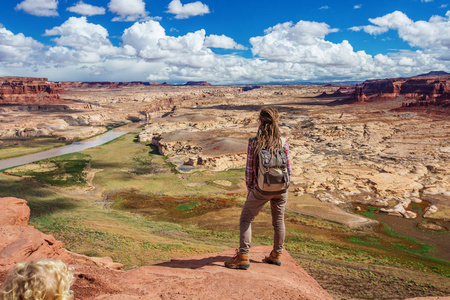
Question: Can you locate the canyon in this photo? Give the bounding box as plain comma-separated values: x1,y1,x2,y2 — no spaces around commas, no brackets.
0,75,449,299
1,75,449,223
352,72,450,108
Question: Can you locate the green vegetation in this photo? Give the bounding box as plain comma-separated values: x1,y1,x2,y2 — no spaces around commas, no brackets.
1,128,449,299
5,153,91,187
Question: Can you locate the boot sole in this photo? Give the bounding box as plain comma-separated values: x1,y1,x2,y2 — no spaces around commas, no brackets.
225,264,250,270
265,259,281,266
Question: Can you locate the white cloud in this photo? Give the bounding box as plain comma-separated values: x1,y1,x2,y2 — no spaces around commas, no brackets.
440,4,448,8
43,17,121,63
167,0,210,19
250,20,360,66
122,20,167,51
319,5,329,10
204,34,247,50
67,1,105,16
354,4,362,9
122,20,215,68
369,11,413,28
0,27,43,61
354,11,450,49
349,25,389,35
15,0,58,17
421,0,433,2
108,0,148,22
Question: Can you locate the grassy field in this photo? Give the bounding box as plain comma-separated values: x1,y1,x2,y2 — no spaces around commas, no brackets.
1,128,449,299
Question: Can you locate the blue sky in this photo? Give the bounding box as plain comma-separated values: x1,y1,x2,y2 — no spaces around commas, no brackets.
0,0,449,83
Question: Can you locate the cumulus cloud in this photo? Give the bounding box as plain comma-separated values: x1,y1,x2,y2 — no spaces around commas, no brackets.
318,5,329,10
122,20,166,51
167,0,210,19
67,1,106,16
15,0,58,17
349,25,389,35
122,20,215,68
249,20,363,67
204,34,247,50
108,0,148,22
43,16,124,65
354,4,362,9
0,27,43,61
351,11,450,49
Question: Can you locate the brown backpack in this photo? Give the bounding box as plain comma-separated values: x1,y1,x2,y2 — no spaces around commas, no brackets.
256,138,289,193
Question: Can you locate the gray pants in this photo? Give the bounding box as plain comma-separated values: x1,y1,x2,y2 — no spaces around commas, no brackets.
239,188,287,255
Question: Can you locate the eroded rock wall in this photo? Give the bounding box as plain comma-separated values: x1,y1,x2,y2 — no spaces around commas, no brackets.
354,75,450,107
0,77,64,105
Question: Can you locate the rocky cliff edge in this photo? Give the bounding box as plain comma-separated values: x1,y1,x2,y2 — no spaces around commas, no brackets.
0,197,332,299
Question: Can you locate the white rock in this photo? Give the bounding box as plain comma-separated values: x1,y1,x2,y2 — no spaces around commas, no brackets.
424,205,438,218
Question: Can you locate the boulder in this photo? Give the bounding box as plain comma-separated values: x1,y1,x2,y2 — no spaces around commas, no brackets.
0,225,71,271
0,197,30,226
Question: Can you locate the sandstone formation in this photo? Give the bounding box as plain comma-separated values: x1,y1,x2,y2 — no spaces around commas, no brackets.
0,197,331,299
139,109,251,171
352,73,450,107
0,197,71,271
0,197,30,226
0,197,123,273
136,84,449,223
0,77,65,105
1,80,449,223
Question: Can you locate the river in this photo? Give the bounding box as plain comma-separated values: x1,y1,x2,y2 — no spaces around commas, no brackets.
0,124,139,171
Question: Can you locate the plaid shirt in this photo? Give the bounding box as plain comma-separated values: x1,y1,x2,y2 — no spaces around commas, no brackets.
245,137,292,190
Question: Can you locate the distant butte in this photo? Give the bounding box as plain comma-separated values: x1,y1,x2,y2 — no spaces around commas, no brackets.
0,76,66,105
351,72,450,108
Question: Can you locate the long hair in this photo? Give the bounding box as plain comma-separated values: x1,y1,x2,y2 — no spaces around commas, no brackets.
0,260,75,300
252,107,281,167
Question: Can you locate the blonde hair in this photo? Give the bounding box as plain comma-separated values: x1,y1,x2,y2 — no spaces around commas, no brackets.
1,260,75,300
252,107,282,165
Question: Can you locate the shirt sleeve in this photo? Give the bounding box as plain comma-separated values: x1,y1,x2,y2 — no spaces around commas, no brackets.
284,140,292,180
245,139,254,189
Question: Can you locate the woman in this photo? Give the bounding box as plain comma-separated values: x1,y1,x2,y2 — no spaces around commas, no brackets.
225,107,291,269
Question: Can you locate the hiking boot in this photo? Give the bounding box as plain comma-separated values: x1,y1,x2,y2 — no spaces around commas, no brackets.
224,249,250,270
264,250,281,266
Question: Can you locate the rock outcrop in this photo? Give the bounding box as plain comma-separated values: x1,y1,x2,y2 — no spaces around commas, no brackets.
0,197,71,271
139,109,252,171
0,197,30,226
0,197,331,299
351,73,450,107
0,77,65,105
